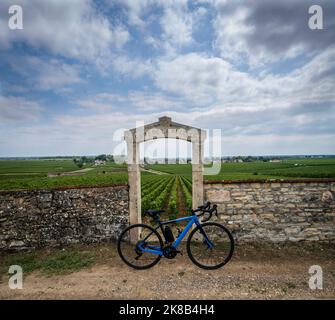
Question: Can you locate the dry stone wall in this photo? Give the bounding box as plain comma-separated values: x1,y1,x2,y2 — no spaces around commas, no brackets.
204,179,335,242
0,185,129,251
1,179,334,250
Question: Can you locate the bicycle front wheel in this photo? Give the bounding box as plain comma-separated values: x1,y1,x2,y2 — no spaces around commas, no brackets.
187,222,234,270
117,224,163,270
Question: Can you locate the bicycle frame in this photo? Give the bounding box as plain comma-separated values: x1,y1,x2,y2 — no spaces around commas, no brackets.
138,214,214,256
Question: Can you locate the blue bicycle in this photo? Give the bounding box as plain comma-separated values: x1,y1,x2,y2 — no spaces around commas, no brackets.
117,202,234,270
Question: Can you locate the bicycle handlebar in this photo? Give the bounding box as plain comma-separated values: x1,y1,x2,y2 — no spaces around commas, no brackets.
192,202,218,222
201,204,218,222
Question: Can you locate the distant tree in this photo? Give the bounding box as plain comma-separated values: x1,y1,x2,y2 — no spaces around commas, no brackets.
73,156,90,168
95,154,107,161
73,158,82,168
108,155,115,163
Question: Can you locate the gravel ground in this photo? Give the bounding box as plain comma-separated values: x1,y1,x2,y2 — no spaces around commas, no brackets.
0,243,334,300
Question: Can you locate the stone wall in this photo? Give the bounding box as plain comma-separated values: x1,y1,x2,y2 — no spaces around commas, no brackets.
204,179,335,243
0,185,129,251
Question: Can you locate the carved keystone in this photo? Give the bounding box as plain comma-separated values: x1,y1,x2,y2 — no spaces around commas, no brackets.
158,116,172,127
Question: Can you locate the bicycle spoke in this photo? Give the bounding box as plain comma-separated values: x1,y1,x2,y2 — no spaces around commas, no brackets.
118,224,163,269
187,223,234,269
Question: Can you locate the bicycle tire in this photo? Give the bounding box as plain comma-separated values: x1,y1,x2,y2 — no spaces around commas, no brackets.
186,222,234,270
117,223,163,270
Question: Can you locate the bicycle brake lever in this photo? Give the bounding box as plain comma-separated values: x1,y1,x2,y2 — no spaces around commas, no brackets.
202,204,218,222
213,205,218,218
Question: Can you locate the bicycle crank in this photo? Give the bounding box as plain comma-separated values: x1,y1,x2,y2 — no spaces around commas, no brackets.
163,246,181,259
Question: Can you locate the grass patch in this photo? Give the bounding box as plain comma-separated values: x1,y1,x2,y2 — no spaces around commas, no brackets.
0,248,95,278
40,250,94,275
0,252,40,278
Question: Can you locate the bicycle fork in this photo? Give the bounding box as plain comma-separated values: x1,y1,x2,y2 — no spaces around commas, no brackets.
196,222,215,249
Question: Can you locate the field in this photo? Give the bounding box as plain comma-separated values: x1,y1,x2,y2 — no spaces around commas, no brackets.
141,175,192,219
0,157,334,218
147,158,335,180
0,160,128,191
206,158,335,180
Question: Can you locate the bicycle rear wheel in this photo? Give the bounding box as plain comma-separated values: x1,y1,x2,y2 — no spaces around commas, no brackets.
187,222,234,270
117,224,163,270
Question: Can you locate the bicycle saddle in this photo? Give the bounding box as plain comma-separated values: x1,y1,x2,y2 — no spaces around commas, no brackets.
145,209,165,217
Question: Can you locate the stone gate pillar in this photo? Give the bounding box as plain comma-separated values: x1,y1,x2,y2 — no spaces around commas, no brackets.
125,138,141,242
192,135,205,209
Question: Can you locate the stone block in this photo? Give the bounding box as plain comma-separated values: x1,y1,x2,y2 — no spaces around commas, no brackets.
284,226,301,235
205,189,231,202
9,240,25,248
270,182,281,188
261,213,275,220
321,191,333,203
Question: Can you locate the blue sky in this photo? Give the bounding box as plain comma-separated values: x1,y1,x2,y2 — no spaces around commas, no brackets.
0,0,334,157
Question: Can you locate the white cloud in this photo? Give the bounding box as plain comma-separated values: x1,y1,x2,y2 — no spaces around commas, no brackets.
75,91,186,113
154,47,335,109
126,92,186,111
28,57,85,91
113,0,194,56
160,5,193,48
0,95,43,123
213,6,255,64
1,101,334,157
154,52,260,105
7,56,85,92
111,56,154,79
212,0,335,67
0,0,129,63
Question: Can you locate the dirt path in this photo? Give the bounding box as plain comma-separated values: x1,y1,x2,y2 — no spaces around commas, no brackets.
140,167,169,175
1,244,334,300
48,168,94,177
176,177,187,215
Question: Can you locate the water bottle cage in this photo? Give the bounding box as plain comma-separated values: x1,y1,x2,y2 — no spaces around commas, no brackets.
163,226,175,243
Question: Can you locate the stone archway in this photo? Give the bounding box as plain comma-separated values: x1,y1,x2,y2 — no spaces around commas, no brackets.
124,116,206,239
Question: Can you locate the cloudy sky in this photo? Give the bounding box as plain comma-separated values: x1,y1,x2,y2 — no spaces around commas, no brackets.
0,0,334,157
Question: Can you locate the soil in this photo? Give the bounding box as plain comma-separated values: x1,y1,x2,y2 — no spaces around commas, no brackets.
176,177,187,215
47,168,94,177
140,167,168,175
0,243,334,300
